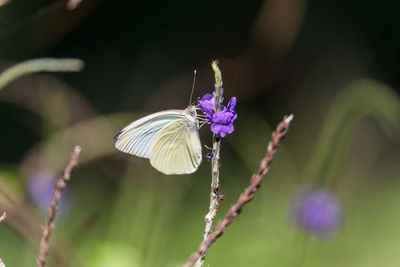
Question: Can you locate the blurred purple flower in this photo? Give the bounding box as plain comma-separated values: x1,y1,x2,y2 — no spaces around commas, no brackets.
206,152,213,161
292,189,341,237
198,92,237,137
28,170,71,215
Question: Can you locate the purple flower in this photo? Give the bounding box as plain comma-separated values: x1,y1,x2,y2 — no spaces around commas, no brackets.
198,92,237,138
211,109,237,137
206,152,213,161
198,93,215,123
226,96,236,113
292,189,341,237
28,169,71,215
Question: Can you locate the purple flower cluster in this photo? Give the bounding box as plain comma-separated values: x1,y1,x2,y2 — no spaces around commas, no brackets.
198,92,237,137
292,189,342,237
28,169,71,215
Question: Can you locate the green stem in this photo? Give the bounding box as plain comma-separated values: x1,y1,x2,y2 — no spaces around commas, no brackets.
0,58,84,90
196,60,224,267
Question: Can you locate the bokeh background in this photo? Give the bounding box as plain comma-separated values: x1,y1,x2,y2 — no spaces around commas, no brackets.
1,0,400,266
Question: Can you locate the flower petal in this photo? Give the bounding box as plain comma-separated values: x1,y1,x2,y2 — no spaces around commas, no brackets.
227,97,237,111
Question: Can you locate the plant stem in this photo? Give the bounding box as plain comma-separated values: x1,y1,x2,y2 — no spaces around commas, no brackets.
196,60,224,266
37,146,81,267
0,58,84,90
0,212,5,223
184,114,294,267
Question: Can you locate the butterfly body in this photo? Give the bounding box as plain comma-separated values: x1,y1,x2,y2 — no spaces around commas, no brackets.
113,105,202,175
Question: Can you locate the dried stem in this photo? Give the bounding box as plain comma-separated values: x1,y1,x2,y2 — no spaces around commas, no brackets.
184,114,294,267
66,0,83,10
197,60,224,266
0,212,6,266
0,212,6,223
37,146,82,267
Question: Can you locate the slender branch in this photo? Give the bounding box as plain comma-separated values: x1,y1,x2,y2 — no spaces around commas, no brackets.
0,58,84,90
0,211,6,267
37,146,82,267
0,212,6,265
66,0,83,10
197,60,224,266
184,114,294,267
0,212,5,223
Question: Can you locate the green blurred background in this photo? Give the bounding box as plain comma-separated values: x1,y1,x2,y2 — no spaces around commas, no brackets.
1,0,400,266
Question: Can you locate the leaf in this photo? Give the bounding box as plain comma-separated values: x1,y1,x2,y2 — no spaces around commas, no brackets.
20,112,136,175
303,79,400,185
0,58,84,90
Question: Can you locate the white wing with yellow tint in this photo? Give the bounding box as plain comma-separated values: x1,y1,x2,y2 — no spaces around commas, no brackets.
150,117,202,175
113,110,186,158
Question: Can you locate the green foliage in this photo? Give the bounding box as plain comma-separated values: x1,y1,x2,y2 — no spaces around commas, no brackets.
303,79,400,186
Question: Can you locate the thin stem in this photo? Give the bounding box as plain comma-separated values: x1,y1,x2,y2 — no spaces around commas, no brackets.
0,218,5,266
196,60,224,266
184,114,294,267
0,58,84,90
0,212,5,223
66,0,83,10
37,146,82,267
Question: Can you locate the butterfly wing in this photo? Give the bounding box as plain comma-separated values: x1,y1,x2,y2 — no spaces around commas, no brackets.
113,110,186,158
150,118,202,175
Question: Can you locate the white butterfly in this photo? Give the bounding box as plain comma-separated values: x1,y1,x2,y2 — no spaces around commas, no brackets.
113,105,202,175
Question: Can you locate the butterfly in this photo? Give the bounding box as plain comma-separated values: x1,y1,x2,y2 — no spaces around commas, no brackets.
113,105,203,175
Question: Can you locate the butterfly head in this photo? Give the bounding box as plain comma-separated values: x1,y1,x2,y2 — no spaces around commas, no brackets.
185,105,199,128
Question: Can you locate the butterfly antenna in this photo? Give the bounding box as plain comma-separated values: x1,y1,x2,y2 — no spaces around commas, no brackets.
189,70,197,106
